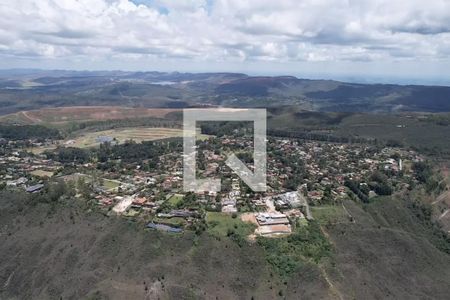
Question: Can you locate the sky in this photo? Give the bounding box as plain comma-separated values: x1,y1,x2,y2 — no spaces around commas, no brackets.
1,0,450,84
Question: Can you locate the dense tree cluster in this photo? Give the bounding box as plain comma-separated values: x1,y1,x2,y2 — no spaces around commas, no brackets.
412,161,443,193
369,171,393,196
267,129,375,144
345,179,370,203
45,147,91,164
45,138,183,171
200,121,253,137
0,125,61,140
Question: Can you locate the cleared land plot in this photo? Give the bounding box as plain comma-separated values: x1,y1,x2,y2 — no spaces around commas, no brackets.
30,170,54,178
310,205,351,225
27,145,57,155
66,127,185,148
0,106,179,125
256,224,291,236
27,126,204,153
102,179,121,191
206,212,256,238
167,194,184,206
113,196,134,214
60,173,122,192
240,212,258,225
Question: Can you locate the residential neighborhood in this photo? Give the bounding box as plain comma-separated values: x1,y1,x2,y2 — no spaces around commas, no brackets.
0,128,424,237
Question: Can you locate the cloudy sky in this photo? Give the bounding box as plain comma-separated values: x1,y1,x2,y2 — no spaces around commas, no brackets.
1,0,450,84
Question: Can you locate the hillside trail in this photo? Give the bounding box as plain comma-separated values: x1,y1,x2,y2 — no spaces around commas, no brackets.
438,209,449,220
21,111,42,123
432,191,450,205
319,226,344,300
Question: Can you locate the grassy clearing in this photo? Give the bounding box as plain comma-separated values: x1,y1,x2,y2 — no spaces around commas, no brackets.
123,209,140,218
102,179,121,191
205,212,256,238
59,173,123,192
0,107,178,125
27,145,57,155
167,194,184,206
30,170,54,178
298,218,309,226
153,216,186,227
310,205,350,225
66,127,186,148
26,126,203,153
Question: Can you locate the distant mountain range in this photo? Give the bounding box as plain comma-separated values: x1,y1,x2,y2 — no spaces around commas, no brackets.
0,69,449,115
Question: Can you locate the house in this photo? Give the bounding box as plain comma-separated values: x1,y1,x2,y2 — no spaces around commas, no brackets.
96,136,114,143
25,184,44,193
147,222,183,233
308,190,323,201
273,191,303,208
221,197,237,213
98,197,113,206
6,177,28,186
157,210,198,219
252,198,267,208
131,197,147,208
255,212,290,226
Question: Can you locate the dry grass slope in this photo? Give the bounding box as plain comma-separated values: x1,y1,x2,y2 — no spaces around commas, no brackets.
0,106,180,125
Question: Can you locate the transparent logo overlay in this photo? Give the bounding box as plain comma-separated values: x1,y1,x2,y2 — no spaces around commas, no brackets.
183,108,267,193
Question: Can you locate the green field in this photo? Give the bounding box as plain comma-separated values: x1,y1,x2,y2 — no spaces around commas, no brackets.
205,212,256,238
167,194,184,206
153,216,186,227
102,179,121,191
27,126,210,153
30,170,54,178
60,173,122,192
310,205,350,225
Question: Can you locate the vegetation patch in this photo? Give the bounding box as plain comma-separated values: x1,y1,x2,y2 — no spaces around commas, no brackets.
0,124,61,140
101,179,121,191
311,205,349,225
0,107,179,125
365,195,450,254
152,217,186,227
30,170,54,178
205,212,256,239
167,194,184,207
257,221,332,278
65,127,185,148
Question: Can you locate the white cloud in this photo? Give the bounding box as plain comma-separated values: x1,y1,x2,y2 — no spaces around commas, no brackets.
0,0,450,74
